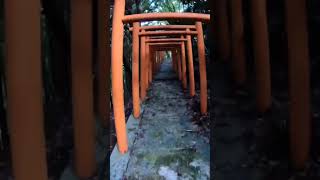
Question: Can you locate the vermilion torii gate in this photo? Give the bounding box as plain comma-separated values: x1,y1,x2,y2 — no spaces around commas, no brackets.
150,41,188,89
149,43,185,85
138,28,196,97
135,36,203,133
134,30,199,118
138,29,200,91
136,40,187,116
112,0,210,154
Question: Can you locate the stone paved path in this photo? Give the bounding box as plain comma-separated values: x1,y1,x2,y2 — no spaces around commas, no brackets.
111,59,210,180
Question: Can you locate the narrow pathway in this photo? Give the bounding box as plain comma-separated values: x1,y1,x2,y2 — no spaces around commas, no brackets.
111,59,210,179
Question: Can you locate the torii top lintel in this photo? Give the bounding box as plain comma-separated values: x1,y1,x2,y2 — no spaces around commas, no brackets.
146,38,188,43
129,25,196,31
148,42,182,46
123,12,210,23
150,45,182,51
139,30,198,36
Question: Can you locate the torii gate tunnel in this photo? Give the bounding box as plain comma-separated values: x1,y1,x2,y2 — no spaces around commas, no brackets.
4,0,210,177
111,0,210,155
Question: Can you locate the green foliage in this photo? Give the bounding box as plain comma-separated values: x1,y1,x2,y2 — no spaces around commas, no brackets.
123,24,133,103
154,0,183,12
181,0,209,13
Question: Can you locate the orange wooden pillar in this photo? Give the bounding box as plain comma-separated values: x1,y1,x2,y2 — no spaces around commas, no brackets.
158,51,162,71
174,49,179,75
161,51,164,61
132,22,140,118
177,48,182,81
163,51,166,61
181,35,187,89
111,0,128,154
71,0,96,176
155,51,159,73
158,51,161,72
186,29,195,96
162,51,164,61
157,51,159,72
196,21,208,114
5,0,48,179
230,0,246,85
251,0,271,112
140,30,147,100
152,52,155,74
149,46,153,85
146,39,151,88
171,51,175,72
97,0,111,127
163,51,165,61
155,51,157,75
160,51,164,63
172,50,178,74
154,50,158,73
214,0,231,61
157,51,160,71
285,0,311,169
145,40,149,89
152,49,157,76
171,50,176,72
